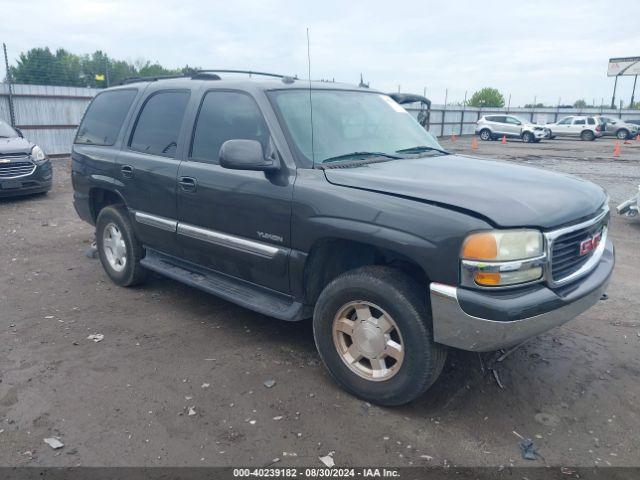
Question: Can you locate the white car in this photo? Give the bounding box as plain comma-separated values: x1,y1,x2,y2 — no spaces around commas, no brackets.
475,115,548,143
545,116,603,141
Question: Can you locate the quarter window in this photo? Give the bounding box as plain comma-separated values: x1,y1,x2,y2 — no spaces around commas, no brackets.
587,118,596,125
75,89,137,146
129,91,190,158
190,91,269,164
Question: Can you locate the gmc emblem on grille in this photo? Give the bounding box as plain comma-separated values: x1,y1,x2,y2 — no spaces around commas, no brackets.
579,231,602,256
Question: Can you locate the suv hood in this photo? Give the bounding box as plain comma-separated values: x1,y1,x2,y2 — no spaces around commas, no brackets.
0,137,34,155
323,155,606,229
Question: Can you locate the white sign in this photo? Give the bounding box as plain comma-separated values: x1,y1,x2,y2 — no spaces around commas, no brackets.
607,57,640,77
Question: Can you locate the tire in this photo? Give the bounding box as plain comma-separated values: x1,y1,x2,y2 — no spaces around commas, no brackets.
522,131,534,143
96,205,148,287
479,129,492,141
581,130,595,141
313,266,447,406
616,129,629,140
546,130,555,139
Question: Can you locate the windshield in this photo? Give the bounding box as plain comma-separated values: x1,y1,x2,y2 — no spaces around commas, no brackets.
0,120,19,138
269,90,443,165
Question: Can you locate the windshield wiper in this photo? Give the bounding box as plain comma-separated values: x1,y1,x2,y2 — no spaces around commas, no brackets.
321,151,402,164
395,145,448,155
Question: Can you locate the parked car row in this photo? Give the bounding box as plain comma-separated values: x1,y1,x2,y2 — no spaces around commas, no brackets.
475,114,639,143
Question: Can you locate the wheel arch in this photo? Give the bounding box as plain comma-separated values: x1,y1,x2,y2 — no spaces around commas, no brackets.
89,187,127,223
302,237,431,306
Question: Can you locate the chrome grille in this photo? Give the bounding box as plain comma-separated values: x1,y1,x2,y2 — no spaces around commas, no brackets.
0,160,36,178
547,210,609,285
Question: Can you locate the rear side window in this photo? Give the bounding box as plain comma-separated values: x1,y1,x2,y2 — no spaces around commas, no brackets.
75,89,137,146
573,118,586,125
129,91,190,158
190,91,269,164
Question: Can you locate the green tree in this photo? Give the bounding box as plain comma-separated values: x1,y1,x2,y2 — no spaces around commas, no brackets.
468,87,505,108
573,99,588,108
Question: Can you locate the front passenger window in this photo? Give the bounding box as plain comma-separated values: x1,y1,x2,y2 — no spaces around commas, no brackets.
191,91,269,164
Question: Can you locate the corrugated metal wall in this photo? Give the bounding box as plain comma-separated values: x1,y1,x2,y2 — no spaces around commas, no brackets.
0,83,99,156
2,82,640,155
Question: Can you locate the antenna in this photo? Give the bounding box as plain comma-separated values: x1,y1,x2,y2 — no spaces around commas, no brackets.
306,28,316,167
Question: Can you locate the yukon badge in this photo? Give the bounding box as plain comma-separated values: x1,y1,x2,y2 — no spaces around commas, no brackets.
257,231,283,243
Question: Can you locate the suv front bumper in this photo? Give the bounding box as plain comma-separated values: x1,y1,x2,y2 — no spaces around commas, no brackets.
0,160,52,197
429,239,614,351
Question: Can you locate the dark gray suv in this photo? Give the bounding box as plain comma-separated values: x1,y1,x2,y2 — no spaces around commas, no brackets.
0,120,52,197
72,72,614,405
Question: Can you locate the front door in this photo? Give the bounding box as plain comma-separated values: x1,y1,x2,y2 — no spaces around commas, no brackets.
176,90,294,293
116,89,191,256
503,116,523,137
554,116,573,136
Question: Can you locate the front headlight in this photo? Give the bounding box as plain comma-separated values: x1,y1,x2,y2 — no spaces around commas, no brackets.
31,145,47,165
461,230,545,287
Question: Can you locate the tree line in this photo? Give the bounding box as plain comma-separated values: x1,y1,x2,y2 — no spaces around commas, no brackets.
6,47,198,88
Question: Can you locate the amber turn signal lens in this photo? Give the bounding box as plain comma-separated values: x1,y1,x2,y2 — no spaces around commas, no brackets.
474,272,501,286
462,233,498,260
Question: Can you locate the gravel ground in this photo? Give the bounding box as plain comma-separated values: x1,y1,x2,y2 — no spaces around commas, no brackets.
1,137,639,468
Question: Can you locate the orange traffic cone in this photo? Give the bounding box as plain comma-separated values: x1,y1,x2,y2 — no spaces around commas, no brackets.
451,133,457,142
613,141,621,157
501,135,507,144
471,137,478,151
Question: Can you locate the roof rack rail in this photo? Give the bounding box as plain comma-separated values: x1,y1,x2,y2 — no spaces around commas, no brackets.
121,74,188,85
195,69,297,83
120,69,297,86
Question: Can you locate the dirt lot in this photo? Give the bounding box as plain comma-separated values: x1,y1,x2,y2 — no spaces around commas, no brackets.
1,137,639,468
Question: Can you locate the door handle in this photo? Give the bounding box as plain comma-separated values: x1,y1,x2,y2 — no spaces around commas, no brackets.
179,176,197,192
121,165,134,179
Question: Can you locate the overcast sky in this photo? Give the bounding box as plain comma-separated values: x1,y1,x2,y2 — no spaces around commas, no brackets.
1,0,639,106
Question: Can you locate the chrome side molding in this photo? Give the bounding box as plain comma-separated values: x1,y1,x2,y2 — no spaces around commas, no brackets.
134,211,177,232
177,223,281,258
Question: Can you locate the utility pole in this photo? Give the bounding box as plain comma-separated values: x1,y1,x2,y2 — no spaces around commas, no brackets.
105,58,110,87
631,75,638,108
2,43,16,127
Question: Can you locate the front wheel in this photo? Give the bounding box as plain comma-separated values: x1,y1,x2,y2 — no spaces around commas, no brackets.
96,206,149,287
616,129,630,140
522,131,534,143
313,266,447,406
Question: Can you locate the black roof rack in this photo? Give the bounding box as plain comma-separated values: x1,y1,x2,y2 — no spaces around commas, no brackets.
120,69,297,86
195,69,297,84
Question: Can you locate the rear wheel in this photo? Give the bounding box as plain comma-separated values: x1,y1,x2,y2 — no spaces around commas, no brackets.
616,129,630,140
479,129,492,141
313,266,447,406
581,130,595,141
96,206,148,287
522,131,534,143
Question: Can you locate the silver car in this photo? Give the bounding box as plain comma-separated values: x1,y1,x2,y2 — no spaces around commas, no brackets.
599,116,639,140
475,115,548,143
545,116,603,141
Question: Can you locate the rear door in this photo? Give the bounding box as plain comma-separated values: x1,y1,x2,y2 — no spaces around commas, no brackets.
116,89,191,256
488,116,507,135
176,89,294,293
571,117,586,136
